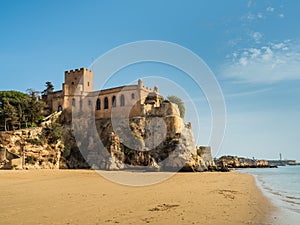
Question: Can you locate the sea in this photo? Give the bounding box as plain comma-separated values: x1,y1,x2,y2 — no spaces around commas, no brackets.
239,165,300,225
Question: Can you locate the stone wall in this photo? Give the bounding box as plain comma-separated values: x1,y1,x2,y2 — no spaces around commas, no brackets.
45,67,158,122
45,91,63,113
93,85,143,119
0,147,23,169
198,146,213,163
63,68,94,96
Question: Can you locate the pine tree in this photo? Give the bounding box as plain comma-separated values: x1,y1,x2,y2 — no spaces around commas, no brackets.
26,89,45,126
0,90,45,131
2,99,18,131
42,81,54,95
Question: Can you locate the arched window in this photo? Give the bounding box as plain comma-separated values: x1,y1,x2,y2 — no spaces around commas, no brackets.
131,93,135,99
96,98,101,110
104,97,109,109
80,99,83,110
112,96,116,107
58,105,62,112
72,98,75,107
120,95,125,107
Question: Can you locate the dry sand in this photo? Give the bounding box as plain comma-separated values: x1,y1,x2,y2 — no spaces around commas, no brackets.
0,170,276,225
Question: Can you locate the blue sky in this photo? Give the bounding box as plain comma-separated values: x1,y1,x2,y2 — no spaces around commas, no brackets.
1,0,299,160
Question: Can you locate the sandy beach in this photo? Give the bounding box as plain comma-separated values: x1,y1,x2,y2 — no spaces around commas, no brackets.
0,170,275,225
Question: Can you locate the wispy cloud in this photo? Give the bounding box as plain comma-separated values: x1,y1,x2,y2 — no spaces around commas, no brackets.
247,0,253,8
251,31,263,43
185,87,271,103
225,88,272,98
224,1,291,84
243,12,264,21
243,2,285,21
266,6,275,12
222,40,300,84
230,2,285,48
265,4,285,18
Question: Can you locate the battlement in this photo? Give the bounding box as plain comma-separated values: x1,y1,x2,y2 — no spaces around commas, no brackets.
142,85,153,91
63,67,94,96
64,68,92,75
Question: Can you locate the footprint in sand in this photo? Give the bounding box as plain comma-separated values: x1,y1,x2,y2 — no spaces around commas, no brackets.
149,203,180,212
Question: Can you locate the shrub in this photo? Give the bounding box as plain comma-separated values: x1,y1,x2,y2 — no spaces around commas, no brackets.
42,121,63,144
62,146,71,158
26,156,37,165
25,138,43,146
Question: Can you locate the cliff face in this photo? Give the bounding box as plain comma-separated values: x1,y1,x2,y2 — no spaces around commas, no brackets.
93,116,199,171
0,127,63,169
72,103,215,171
0,102,216,172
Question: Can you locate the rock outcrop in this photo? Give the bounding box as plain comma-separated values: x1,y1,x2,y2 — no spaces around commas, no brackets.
0,127,63,169
0,112,67,169
216,155,269,169
0,101,216,172
70,102,215,172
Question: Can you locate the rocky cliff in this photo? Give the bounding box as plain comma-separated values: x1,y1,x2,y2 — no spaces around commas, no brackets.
0,127,63,169
71,113,215,172
216,155,269,169
0,103,216,171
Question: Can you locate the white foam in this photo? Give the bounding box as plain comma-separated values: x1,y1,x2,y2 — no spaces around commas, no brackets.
249,171,300,225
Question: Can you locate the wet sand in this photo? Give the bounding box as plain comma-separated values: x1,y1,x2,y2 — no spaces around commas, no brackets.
0,170,275,225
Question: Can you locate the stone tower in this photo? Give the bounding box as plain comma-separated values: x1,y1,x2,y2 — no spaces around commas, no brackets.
63,68,94,96
62,68,94,121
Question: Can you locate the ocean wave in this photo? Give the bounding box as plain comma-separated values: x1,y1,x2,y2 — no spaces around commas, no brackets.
261,185,300,208
285,195,300,201
283,199,300,206
240,167,300,221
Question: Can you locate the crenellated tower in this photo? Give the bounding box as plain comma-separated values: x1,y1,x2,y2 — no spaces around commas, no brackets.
62,68,94,121
63,68,94,96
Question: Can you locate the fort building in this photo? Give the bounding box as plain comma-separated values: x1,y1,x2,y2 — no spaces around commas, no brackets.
44,68,181,125
1,68,199,170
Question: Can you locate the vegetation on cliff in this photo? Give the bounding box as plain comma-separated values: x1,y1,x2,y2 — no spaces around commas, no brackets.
41,81,54,95
0,90,45,131
0,82,55,131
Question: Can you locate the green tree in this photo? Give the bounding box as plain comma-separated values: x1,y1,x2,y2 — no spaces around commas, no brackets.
42,81,54,95
167,95,186,118
26,89,45,126
0,90,45,131
0,91,30,131
1,98,18,131
42,120,63,144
